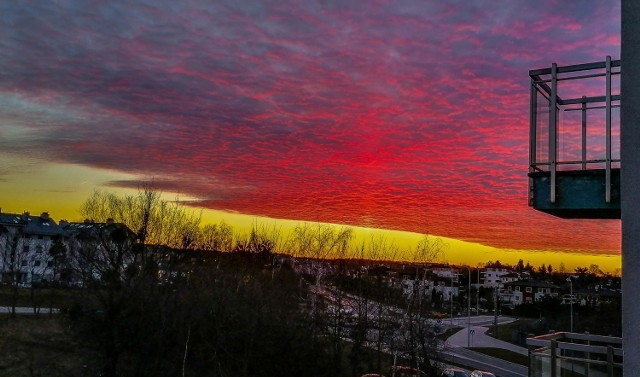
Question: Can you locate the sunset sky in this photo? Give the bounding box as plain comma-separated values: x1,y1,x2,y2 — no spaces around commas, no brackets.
0,1,621,271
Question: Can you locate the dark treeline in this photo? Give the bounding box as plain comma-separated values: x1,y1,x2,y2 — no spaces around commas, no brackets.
68,249,336,377
58,188,439,377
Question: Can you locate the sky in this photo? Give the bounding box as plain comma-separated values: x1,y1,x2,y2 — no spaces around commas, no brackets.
0,0,622,271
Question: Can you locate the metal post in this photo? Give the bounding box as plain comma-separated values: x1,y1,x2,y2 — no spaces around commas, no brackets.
550,63,558,203
493,282,498,338
450,267,454,326
605,56,612,203
467,268,471,348
621,4,640,375
586,331,590,377
607,345,614,377
530,79,538,168
582,96,587,170
550,340,557,377
567,277,573,332
529,79,538,207
477,265,481,317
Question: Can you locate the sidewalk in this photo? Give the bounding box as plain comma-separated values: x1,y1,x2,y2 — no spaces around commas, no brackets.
445,324,529,356
0,306,60,315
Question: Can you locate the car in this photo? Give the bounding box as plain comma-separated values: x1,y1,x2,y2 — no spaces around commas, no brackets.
442,367,469,377
470,371,496,377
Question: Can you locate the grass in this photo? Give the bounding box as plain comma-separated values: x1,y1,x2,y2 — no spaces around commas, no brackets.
468,347,529,366
0,315,99,377
0,286,81,310
485,319,535,345
437,326,463,341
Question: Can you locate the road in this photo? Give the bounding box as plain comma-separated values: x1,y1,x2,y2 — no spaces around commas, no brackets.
0,306,59,314
313,285,529,377
438,345,528,377
441,318,529,377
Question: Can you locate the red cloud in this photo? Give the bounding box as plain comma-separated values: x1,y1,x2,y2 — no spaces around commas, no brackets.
0,0,621,255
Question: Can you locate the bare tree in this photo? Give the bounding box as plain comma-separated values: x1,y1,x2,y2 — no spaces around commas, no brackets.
400,234,446,376
80,188,201,250
198,221,235,251
71,188,204,377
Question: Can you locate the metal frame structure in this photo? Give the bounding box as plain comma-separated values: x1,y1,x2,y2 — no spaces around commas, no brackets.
527,332,623,377
528,57,621,217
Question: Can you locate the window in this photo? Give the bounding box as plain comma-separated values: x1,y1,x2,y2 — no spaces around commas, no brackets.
23,245,29,253
35,245,43,254
515,286,520,292
34,261,41,267
21,260,27,267
538,288,544,293
526,287,532,293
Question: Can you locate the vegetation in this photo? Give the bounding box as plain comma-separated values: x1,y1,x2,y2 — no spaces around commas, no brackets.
437,326,463,341
1,189,622,376
0,316,99,376
38,188,445,377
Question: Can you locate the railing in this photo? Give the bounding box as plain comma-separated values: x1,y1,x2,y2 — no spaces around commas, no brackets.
527,332,623,377
529,57,621,204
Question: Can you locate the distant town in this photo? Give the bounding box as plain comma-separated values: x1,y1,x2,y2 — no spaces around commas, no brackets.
0,199,622,377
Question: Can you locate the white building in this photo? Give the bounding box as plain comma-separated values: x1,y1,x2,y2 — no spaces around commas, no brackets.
0,211,65,285
482,267,513,288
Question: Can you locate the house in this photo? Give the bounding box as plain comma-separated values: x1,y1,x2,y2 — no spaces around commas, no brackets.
62,220,137,285
482,267,514,288
0,211,65,285
502,279,560,306
400,269,460,299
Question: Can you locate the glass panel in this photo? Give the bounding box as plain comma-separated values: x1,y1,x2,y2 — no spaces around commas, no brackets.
557,107,582,170
535,87,550,168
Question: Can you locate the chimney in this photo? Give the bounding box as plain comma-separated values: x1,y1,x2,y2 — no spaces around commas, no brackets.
21,211,30,221
40,212,50,220
59,220,68,227
83,218,92,224
106,218,115,225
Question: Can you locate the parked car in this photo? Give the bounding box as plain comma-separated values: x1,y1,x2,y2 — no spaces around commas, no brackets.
442,368,468,377
470,371,496,377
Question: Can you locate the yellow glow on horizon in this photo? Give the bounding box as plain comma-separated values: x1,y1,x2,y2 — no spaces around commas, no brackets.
0,157,137,221
198,208,621,274
0,160,621,275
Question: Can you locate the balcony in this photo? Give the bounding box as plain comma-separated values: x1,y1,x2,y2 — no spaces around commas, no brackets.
529,57,621,219
527,332,622,377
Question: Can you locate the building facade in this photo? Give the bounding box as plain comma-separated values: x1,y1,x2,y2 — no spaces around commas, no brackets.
0,211,65,285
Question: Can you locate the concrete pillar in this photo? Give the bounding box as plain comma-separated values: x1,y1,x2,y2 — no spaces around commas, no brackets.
621,1,640,375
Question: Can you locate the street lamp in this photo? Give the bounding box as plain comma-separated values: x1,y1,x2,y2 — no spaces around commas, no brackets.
493,278,501,338
567,276,573,332
449,266,454,326
467,267,471,348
